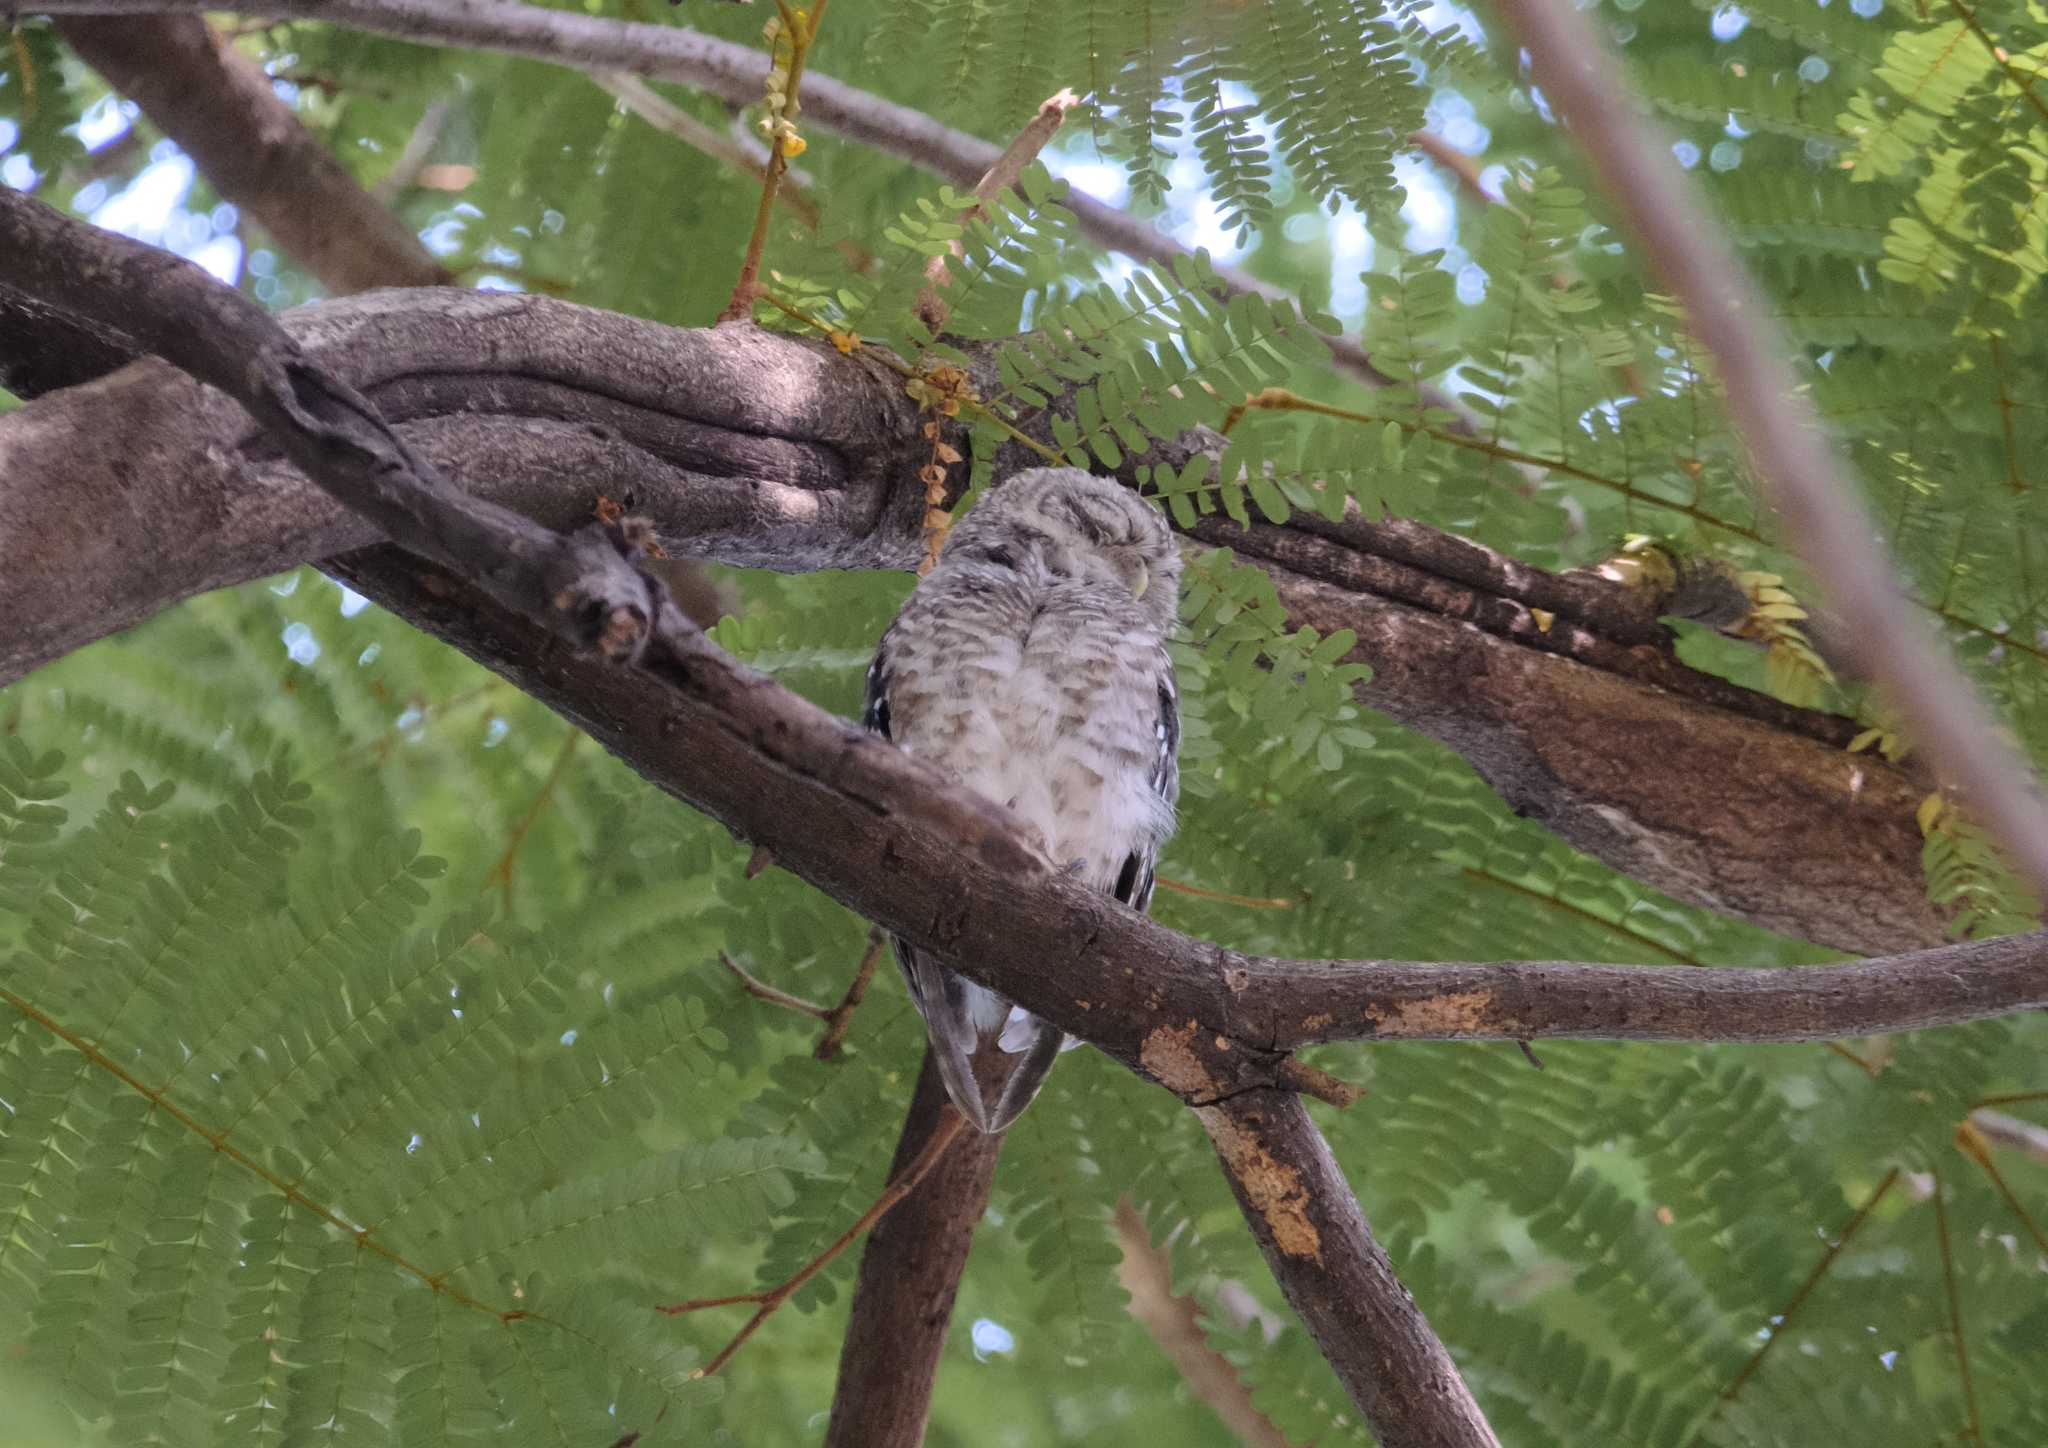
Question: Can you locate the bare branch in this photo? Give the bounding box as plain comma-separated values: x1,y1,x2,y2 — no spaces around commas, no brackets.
917,87,1076,327
1199,1090,1500,1446
57,14,452,292
0,286,1942,952
823,1053,1005,1447
1492,0,2048,899
1115,1197,1300,1448
813,927,884,1060
25,0,1410,395
715,950,833,1020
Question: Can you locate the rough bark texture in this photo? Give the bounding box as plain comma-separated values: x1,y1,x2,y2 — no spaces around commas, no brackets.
8,198,2047,1448
325,543,2048,1068
822,1052,1003,1448
58,14,454,293
1199,1091,1500,1447
1265,562,1933,952
0,290,928,683
0,288,1941,953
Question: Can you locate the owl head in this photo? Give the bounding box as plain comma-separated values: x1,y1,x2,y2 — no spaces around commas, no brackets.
941,468,1183,633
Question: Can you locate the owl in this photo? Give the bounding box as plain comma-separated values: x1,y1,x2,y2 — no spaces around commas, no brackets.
864,468,1183,1132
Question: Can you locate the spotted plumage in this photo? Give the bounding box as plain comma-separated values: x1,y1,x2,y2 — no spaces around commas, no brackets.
864,468,1182,1132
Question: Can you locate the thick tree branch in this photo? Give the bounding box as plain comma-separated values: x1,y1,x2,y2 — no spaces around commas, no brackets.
822,1052,1004,1448
57,14,453,292
22,0,1411,395
0,288,929,682
0,286,1942,952
1200,1091,1500,1448
1492,0,2048,898
8,192,2041,1446
323,542,2048,1066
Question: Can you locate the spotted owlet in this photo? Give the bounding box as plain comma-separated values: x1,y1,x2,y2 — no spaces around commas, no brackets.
863,469,1183,1133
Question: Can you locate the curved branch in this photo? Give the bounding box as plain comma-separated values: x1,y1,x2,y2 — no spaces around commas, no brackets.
56,14,452,292
327,538,2048,1064
25,0,1406,394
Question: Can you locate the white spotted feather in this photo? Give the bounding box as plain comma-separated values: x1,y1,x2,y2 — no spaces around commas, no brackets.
864,469,1181,1132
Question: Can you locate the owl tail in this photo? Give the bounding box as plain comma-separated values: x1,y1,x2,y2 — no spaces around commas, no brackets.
895,942,1063,1133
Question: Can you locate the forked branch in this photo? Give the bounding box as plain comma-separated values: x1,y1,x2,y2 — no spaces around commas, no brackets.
10,186,2048,1447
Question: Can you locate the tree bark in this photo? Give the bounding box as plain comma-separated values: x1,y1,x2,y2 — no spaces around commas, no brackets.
822,1052,1004,1448
57,14,453,293
1200,1091,1500,1447
6,194,2044,1448
0,288,1941,952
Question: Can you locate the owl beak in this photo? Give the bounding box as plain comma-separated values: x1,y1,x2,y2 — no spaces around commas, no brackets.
1132,561,1150,600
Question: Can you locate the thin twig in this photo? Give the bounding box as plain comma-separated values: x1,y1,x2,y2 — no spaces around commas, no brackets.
1274,1057,1367,1108
1973,1088,2048,1108
1696,1166,1899,1429
1114,1197,1300,1448
370,94,452,203
656,1103,967,1376
1929,1171,1983,1442
721,0,831,321
596,71,822,228
815,925,884,1059
915,87,1076,330
1953,1118,2048,1253
482,726,581,910
1493,0,2048,901
1967,1107,2048,1164
715,949,832,1019
1155,876,1297,910
1408,128,1498,206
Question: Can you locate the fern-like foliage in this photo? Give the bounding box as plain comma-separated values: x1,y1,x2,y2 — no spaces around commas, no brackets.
9,0,2048,1439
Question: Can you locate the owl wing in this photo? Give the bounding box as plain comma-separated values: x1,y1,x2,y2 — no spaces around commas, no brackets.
1115,672,1181,918
864,637,1178,1134
864,635,1020,1132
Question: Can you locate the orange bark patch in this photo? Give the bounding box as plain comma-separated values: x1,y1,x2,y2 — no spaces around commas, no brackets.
1366,990,1497,1036
1196,1108,1321,1261
1141,1020,1218,1098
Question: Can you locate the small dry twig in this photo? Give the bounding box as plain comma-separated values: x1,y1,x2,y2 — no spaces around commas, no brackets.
815,925,885,1059
716,950,832,1019
715,928,885,1060
657,1104,968,1376
913,87,1076,332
